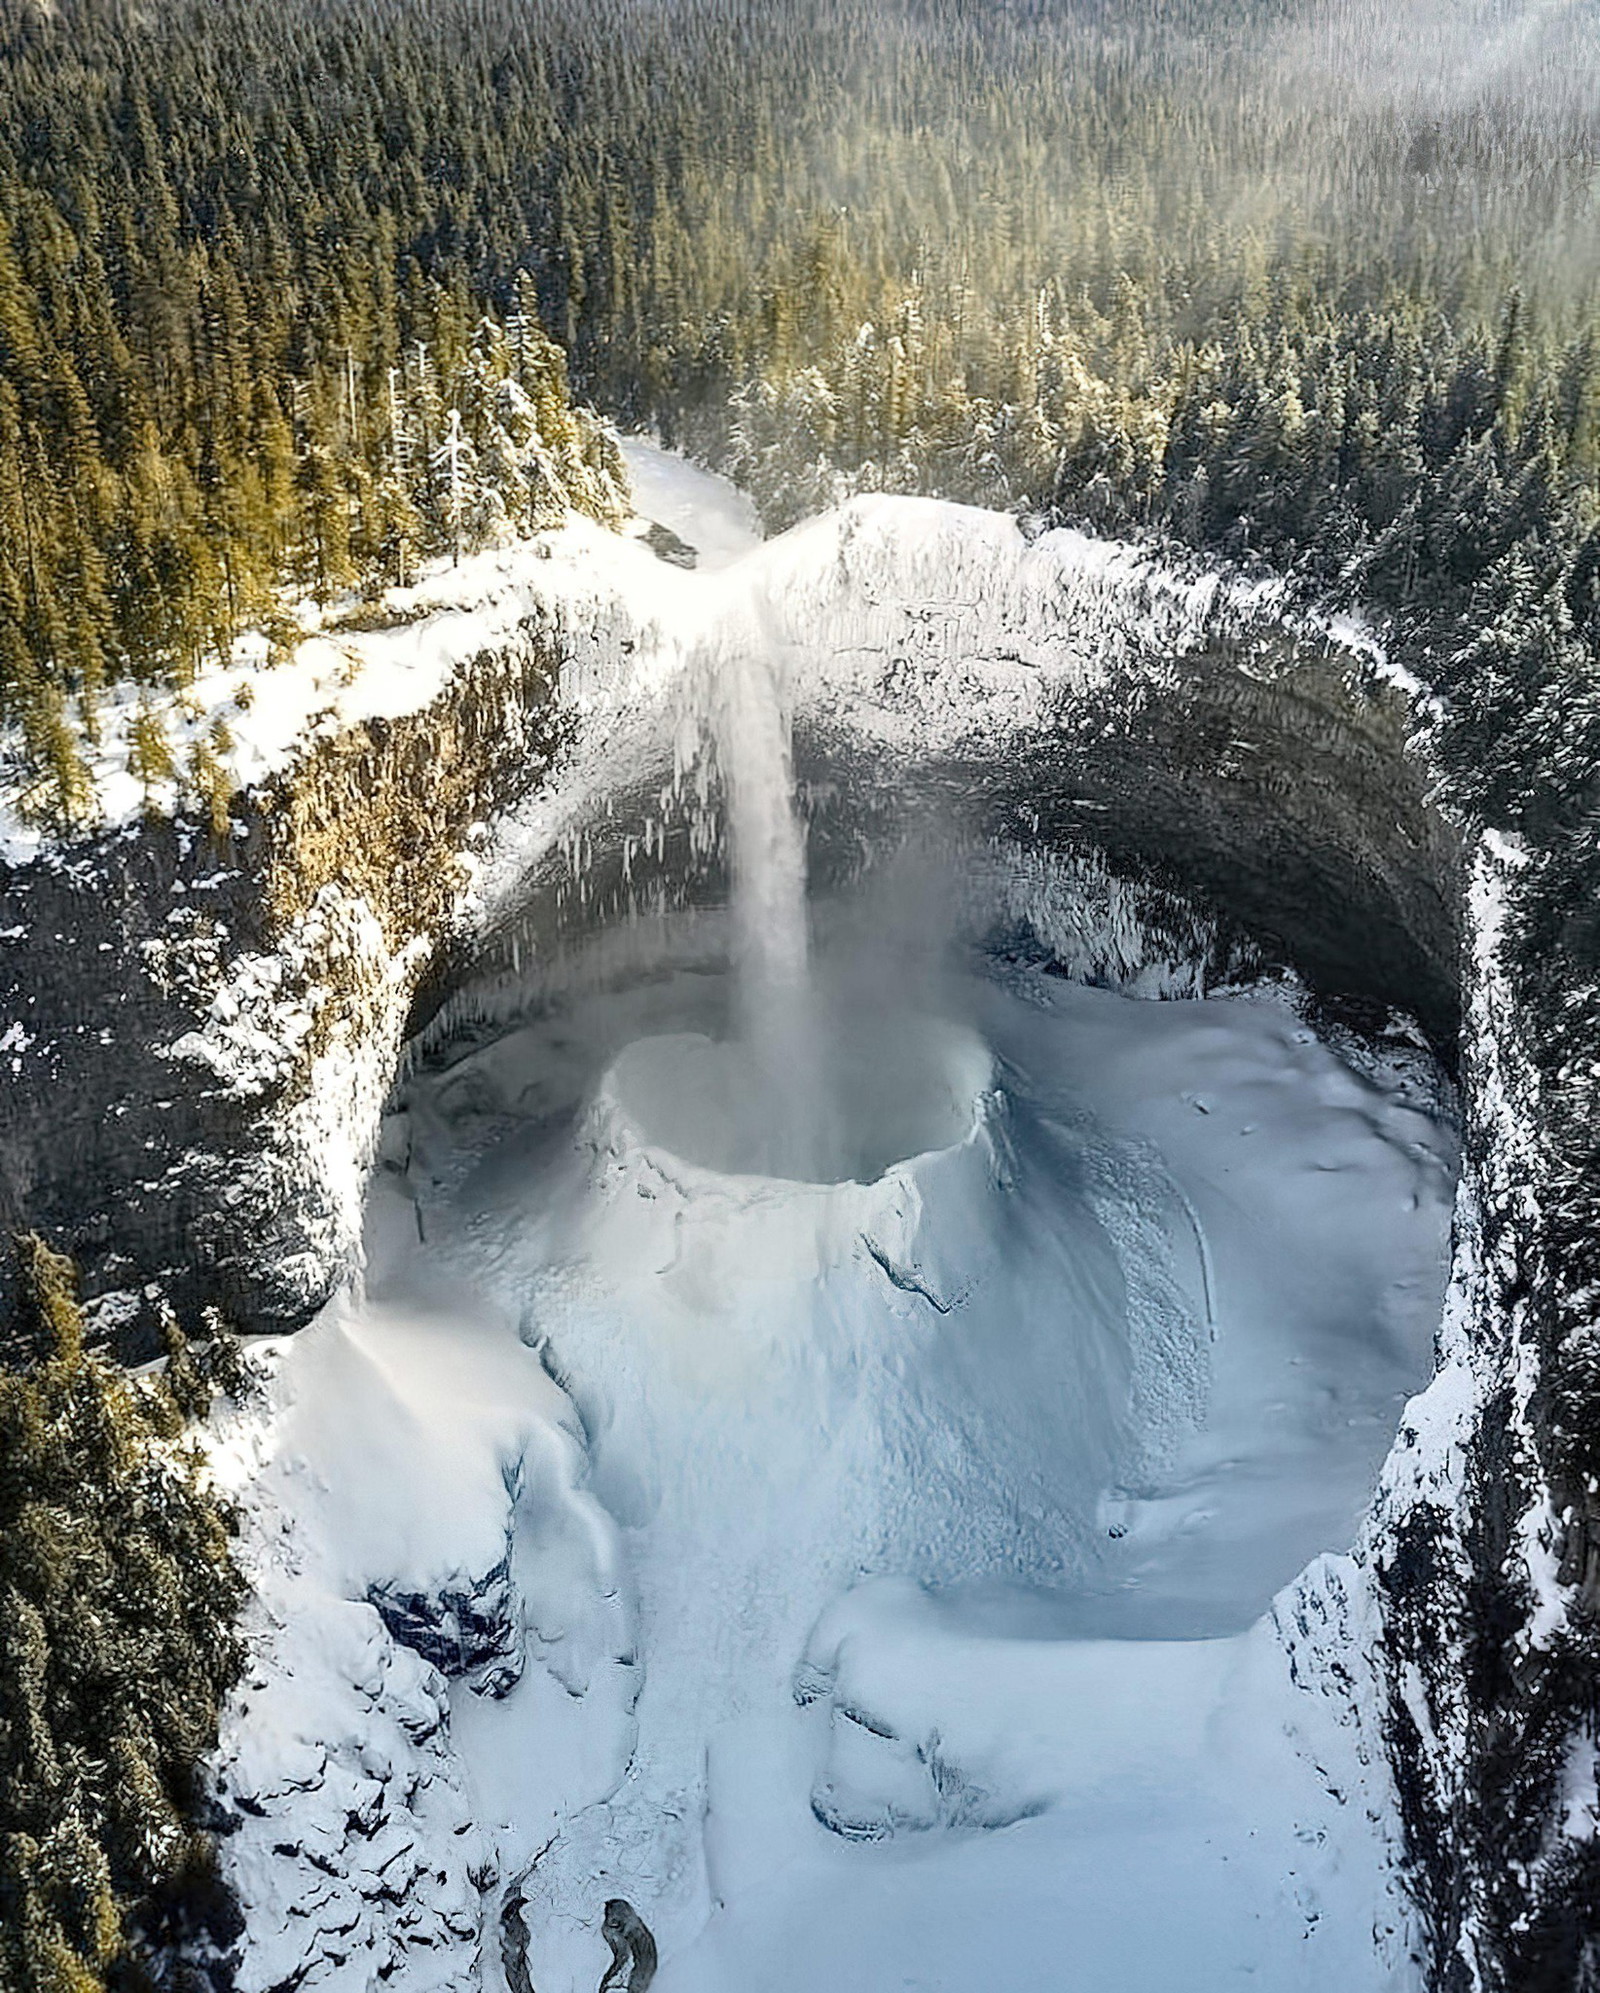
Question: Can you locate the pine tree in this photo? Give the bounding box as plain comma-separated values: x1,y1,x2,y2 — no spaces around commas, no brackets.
294,440,352,602
17,682,96,833
187,721,235,843
429,406,478,564
127,700,175,818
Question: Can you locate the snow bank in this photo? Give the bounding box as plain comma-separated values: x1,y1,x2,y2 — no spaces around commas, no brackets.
208,1231,634,1993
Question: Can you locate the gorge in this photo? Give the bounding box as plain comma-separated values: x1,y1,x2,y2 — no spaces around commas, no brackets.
4,0,1600,1983
5,443,1573,1990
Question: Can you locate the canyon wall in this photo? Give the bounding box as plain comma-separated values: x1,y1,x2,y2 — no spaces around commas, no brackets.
7,497,1591,1989
0,620,566,1354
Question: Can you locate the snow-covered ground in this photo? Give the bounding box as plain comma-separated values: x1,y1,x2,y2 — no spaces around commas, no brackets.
199,445,1456,1993
212,893,1453,1993
0,439,758,867
618,436,763,571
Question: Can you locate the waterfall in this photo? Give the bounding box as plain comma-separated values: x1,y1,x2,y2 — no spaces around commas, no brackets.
702,635,835,1179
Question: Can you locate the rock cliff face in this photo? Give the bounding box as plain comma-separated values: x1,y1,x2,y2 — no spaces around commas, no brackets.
1363,838,1600,1993
0,619,564,1356
1,493,1590,1988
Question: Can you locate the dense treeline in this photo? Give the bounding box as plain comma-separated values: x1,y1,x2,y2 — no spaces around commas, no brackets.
0,1238,247,1993
1,0,1598,832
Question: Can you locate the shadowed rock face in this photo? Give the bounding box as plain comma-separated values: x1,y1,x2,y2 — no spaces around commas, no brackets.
369,1552,525,1699
0,623,566,1358
794,641,1460,1061
0,813,297,1351
989,653,1461,1059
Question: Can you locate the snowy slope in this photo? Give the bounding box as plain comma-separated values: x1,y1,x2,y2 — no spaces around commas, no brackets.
617,436,763,570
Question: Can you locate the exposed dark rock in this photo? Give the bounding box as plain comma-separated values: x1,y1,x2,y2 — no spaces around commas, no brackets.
368,1551,525,1699
501,1876,538,1993
1360,840,1600,1993
641,519,698,568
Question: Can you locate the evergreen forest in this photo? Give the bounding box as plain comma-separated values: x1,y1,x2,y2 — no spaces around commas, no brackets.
0,1239,247,1993
0,0,1597,840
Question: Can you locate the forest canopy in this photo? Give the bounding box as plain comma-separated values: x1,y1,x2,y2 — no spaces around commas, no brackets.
0,0,1596,834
